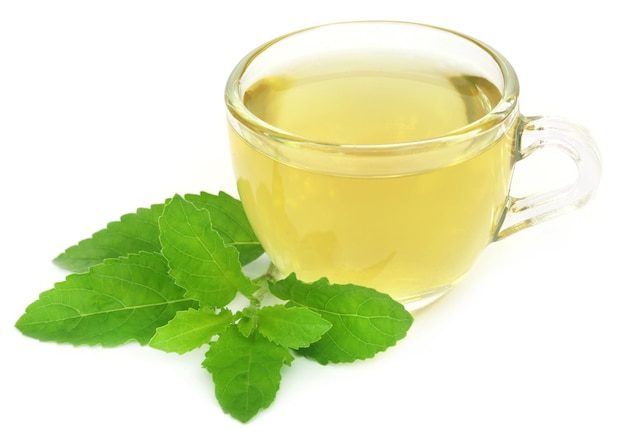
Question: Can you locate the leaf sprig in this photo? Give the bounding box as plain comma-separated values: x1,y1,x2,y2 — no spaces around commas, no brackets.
15,191,413,423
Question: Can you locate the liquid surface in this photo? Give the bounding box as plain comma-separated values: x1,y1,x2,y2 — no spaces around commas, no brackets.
231,56,516,303
244,56,499,144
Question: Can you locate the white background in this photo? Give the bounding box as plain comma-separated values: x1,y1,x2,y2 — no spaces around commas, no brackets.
1,1,624,437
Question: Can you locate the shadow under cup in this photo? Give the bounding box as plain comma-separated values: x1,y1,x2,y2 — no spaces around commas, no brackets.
225,21,601,310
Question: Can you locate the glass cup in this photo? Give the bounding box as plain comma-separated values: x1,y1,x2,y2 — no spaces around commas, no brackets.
225,21,601,310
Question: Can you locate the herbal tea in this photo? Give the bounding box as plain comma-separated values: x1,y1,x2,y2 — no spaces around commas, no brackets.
230,55,517,303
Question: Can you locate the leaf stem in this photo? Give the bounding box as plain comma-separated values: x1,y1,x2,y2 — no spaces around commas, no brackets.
251,261,281,284
244,262,282,315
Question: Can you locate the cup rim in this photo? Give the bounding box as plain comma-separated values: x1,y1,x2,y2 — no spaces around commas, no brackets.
225,20,520,154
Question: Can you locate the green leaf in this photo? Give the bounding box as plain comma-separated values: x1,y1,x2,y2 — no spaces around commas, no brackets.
149,308,233,354
257,304,332,349
237,315,256,338
53,192,263,273
270,274,413,364
184,192,265,267
159,195,258,307
15,252,197,346
54,203,164,272
203,325,293,423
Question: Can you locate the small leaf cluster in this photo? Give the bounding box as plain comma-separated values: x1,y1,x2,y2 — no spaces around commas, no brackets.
15,192,413,423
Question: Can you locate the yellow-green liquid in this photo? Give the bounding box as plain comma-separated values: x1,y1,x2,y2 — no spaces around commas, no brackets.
230,57,516,303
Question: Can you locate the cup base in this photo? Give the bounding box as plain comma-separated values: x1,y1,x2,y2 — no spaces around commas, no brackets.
398,285,453,314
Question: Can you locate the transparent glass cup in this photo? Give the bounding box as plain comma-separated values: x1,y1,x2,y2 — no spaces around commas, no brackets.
225,21,601,310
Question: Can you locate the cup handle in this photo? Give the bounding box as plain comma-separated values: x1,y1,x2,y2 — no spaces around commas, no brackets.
495,115,602,241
